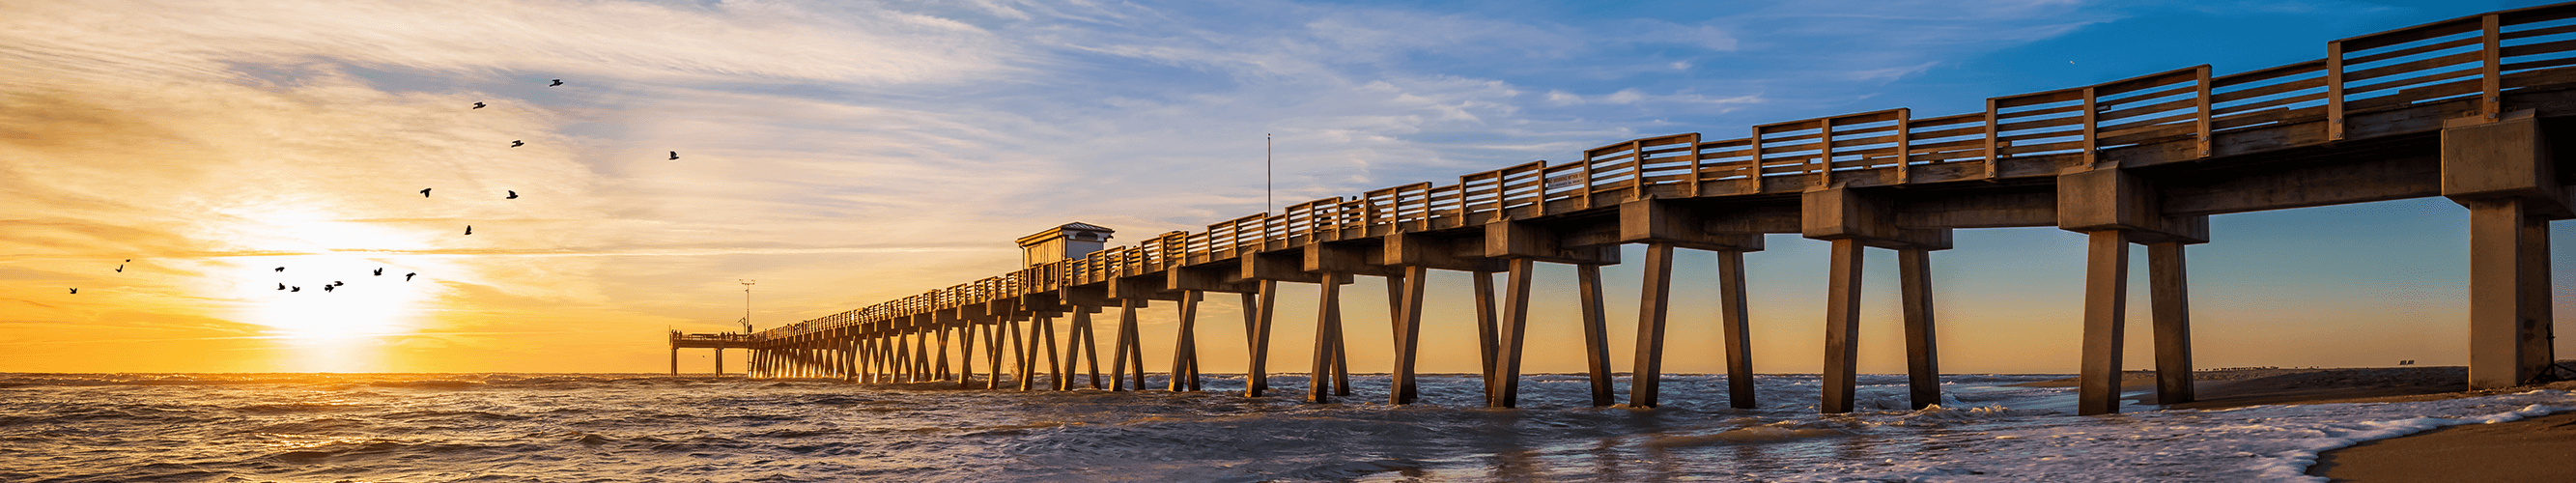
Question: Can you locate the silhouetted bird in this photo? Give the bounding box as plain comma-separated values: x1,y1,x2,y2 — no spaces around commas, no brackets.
115,265,123,272
374,268,383,276
405,272,416,281
277,283,286,291
472,101,486,109
275,267,285,272
506,190,518,199
465,225,473,235
291,286,300,292
669,151,679,160
511,140,524,148
421,187,433,197
550,79,563,87
332,281,344,287
323,285,334,293
68,288,75,295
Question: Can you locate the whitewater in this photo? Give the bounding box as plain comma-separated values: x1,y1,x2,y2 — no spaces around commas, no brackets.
3,372,2570,482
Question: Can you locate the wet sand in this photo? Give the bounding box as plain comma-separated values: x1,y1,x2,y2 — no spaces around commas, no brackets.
2011,366,2576,482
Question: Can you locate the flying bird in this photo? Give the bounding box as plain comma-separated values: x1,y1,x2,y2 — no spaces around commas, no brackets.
68,288,76,295
669,151,679,160
510,140,524,148
550,79,563,87
275,267,285,272
405,272,416,281
374,268,383,276
506,190,518,199
465,225,473,236
323,285,334,293
115,265,123,272
332,281,344,287
278,283,286,291
291,286,300,292
421,187,433,197
472,101,486,109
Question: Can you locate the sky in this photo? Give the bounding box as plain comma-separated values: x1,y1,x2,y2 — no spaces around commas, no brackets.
3,0,2571,376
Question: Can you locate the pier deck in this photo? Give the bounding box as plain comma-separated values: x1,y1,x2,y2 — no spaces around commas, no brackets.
673,3,2576,414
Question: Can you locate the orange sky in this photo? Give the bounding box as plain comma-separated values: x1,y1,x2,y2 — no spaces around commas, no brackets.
4,0,2568,375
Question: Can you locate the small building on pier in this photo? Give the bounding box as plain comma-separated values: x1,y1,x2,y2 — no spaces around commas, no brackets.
1016,222,1115,267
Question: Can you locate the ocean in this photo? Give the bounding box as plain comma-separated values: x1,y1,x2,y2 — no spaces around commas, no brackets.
4,372,2570,482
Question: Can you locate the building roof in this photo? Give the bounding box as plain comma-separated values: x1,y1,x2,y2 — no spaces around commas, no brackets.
1014,222,1116,246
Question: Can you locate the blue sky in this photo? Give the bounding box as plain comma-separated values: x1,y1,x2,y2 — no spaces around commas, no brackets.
0,0,2566,373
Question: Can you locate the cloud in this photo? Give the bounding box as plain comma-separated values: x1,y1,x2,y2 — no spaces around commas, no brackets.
0,0,1015,86
0,0,2153,372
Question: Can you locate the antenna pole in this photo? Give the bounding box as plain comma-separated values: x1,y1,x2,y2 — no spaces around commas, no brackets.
739,279,756,332
1266,133,1273,214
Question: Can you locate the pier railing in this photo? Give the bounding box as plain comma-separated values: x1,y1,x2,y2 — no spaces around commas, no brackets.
748,4,2576,341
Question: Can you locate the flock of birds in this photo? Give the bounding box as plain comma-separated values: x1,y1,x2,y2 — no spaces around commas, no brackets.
71,78,680,297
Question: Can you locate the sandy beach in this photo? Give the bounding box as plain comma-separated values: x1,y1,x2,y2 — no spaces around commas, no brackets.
2018,365,2576,482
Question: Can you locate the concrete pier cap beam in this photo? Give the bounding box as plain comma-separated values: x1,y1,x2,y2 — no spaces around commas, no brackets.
1616,199,1767,252
2441,110,2566,389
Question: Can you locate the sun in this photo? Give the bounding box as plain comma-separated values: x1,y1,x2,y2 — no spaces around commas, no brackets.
226,253,434,339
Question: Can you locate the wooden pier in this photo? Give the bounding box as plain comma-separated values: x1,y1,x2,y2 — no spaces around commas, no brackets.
671,4,2576,414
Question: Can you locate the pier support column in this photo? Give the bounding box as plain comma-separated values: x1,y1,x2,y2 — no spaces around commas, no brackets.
1577,263,1615,407
1899,247,1940,410
1170,291,1203,391
1473,270,1501,402
2077,231,2131,415
1029,314,1057,391
1628,243,1675,408
670,347,678,376
996,319,1016,389
2463,199,2556,388
1820,239,1866,413
1309,273,1345,403
1111,298,1146,390
1245,282,1276,397
1715,250,1757,409
934,325,953,382
958,322,977,387
982,323,1003,389
1390,266,1428,405
1072,308,1104,389
1490,258,1536,409
714,346,723,376
2149,242,2194,404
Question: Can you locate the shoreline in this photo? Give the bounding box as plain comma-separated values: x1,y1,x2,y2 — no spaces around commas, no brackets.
2011,366,2576,482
